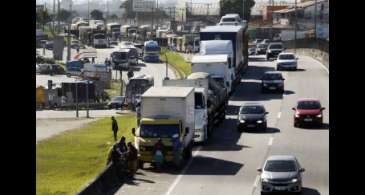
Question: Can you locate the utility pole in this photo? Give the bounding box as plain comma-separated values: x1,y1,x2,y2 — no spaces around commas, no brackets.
76,82,79,118
67,0,72,62
242,0,244,20
57,0,60,34
88,0,90,21
207,3,210,17
53,0,56,33
294,0,297,53
86,80,90,118
314,0,317,40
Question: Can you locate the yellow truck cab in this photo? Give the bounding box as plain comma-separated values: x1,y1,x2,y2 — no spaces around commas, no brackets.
134,87,195,168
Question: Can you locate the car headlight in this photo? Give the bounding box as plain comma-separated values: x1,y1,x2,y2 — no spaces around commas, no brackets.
291,178,298,183
257,120,263,124
262,178,269,182
240,120,245,123
316,114,322,118
295,113,300,118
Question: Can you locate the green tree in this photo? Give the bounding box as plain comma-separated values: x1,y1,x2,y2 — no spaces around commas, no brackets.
36,8,52,31
58,9,72,22
90,9,104,20
219,0,255,20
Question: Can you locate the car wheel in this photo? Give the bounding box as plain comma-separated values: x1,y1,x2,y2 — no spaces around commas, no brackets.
260,191,268,195
262,122,267,131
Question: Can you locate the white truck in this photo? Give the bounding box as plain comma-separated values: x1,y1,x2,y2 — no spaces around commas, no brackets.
163,72,228,143
191,54,234,94
135,86,195,167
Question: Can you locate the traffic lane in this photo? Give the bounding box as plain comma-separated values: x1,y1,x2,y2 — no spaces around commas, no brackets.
36,109,132,119
253,55,329,195
153,57,287,195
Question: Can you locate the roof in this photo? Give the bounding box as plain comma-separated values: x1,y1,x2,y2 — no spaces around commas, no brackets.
297,98,320,102
279,52,295,56
273,0,327,14
142,87,194,98
191,55,228,64
265,71,282,75
187,72,210,80
200,25,245,33
267,155,297,161
242,102,264,107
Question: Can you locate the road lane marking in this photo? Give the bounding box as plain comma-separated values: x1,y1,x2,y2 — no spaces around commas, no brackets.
268,137,274,146
165,146,202,195
251,175,260,195
277,112,281,119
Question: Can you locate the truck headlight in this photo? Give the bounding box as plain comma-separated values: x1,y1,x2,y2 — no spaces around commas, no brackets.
291,178,298,183
240,120,245,123
257,120,263,124
262,178,269,183
316,114,322,118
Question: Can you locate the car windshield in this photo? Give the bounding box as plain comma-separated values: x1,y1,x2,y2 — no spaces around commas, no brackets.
264,160,297,172
297,101,321,109
270,44,283,49
222,18,236,22
263,73,283,80
279,54,295,60
240,106,265,114
258,44,267,48
140,124,180,138
256,39,262,43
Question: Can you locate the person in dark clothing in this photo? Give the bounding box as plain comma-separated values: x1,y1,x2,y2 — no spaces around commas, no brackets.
127,142,138,177
111,116,119,141
127,69,134,79
118,136,128,153
153,138,165,170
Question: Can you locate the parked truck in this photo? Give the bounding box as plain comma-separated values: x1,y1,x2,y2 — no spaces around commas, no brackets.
125,74,154,110
107,23,121,41
163,72,228,143
135,86,195,168
200,25,248,89
143,40,160,62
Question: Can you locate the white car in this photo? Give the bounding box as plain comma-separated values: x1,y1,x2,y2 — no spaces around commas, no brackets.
218,14,242,26
276,53,298,71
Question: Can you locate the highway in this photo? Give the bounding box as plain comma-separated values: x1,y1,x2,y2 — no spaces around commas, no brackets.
114,54,329,195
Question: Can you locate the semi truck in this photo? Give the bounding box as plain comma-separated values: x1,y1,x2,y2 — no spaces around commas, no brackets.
135,86,195,168
163,72,228,143
200,25,249,89
191,54,234,94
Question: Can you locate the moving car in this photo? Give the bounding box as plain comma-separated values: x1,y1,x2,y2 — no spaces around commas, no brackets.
107,96,125,109
254,39,263,45
256,43,268,55
277,53,298,70
218,14,242,26
249,47,256,55
266,42,284,60
237,103,268,131
261,71,285,93
262,39,270,44
292,99,325,127
258,155,305,195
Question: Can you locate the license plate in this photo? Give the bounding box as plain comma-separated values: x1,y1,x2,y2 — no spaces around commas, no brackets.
304,118,312,122
269,86,276,90
275,186,286,191
247,124,255,127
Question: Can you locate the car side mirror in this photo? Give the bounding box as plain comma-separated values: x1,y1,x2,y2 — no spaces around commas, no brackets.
299,168,305,172
257,168,262,172
292,107,296,111
296,57,299,60
265,112,269,115
321,107,325,111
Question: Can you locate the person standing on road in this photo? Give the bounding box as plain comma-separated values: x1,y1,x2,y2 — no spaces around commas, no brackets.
153,138,165,170
118,136,128,153
111,116,119,141
172,134,182,168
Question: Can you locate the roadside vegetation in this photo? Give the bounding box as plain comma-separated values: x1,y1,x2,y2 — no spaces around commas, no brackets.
36,115,137,195
160,48,192,78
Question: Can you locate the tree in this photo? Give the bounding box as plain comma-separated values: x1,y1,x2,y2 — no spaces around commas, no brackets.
219,0,255,21
58,9,72,22
120,0,135,18
90,9,104,20
109,14,119,21
36,8,52,31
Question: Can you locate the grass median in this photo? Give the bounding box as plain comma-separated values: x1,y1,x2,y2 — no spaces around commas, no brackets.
36,115,137,195
160,48,192,78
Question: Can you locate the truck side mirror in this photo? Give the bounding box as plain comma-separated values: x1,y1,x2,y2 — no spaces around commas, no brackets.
132,128,136,136
185,127,190,136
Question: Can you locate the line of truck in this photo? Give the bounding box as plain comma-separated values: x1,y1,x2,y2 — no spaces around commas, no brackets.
133,14,249,168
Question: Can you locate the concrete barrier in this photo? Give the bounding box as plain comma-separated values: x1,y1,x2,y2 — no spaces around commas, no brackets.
287,48,329,70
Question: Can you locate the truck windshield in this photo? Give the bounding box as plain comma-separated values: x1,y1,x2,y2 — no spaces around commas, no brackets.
140,124,180,138
112,52,128,60
195,92,205,109
94,34,106,39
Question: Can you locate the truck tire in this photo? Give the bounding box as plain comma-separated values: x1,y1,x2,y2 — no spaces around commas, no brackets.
183,144,192,160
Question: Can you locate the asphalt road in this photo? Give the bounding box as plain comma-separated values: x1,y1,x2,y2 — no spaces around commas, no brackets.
113,54,329,195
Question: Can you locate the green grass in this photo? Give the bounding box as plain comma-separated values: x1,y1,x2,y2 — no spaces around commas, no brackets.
44,25,55,40
160,48,192,78
36,115,137,195
105,80,123,98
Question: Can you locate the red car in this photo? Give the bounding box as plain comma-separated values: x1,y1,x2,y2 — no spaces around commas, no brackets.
292,99,325,127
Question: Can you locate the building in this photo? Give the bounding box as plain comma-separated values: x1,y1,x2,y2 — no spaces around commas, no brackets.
262,5,289,21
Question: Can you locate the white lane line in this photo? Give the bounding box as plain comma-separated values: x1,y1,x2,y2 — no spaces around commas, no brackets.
268,137,274,146
165,146,202,195
253,175,260,188
277,112,281,119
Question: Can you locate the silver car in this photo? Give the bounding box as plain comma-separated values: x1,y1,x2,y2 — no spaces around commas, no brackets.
258,155,305,195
